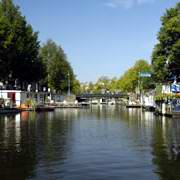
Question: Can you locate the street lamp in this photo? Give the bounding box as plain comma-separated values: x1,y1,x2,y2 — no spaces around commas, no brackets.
67,72,71,96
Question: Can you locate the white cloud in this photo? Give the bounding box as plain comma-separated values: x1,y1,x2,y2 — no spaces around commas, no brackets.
137,0,155,4
105,2,119,8
104,0,155,9
104,0,133,8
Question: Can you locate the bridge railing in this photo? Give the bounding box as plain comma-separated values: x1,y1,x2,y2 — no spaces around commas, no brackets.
76,93,128,99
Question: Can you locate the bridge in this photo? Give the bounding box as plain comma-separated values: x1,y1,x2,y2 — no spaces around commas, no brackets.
76,93,129,99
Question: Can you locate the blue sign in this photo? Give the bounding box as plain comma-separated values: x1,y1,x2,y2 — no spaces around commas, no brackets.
172,99,180,112
171,84,180,93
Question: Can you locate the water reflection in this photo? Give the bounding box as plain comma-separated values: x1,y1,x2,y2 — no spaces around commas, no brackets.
0,106,180,179
0,111,73,179
0,113,37,180
150,116,180,180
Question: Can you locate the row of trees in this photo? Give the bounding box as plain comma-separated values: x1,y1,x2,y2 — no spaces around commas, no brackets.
80,60,152,93
0,0,80,93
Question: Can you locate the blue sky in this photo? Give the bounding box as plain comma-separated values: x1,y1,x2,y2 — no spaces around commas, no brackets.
14,0,179,82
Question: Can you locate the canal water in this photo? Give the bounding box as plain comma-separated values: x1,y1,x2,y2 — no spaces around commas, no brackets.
0,105,180,180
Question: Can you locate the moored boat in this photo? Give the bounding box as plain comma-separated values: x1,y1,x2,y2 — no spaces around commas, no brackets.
35,105,55,112
0,107,21,114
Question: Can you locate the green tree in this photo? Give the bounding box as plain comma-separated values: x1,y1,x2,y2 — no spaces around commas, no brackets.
109,77,118,92
118,60,152,92
39,40,78,93
72,79,81,95
0,0,42,87
94,76,111,93
152,2,180,82
88,82,95,93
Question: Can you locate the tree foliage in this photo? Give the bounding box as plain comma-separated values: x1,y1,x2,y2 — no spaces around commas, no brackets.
39,40,80,93
117,60,152,92
152,2,180,82
0,0,42,86
94,76,111,93
79,60,152,94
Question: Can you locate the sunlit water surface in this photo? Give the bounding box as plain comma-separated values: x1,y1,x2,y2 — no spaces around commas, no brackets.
0,105,180,180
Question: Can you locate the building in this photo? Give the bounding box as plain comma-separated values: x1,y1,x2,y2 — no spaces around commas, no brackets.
0,90,48,107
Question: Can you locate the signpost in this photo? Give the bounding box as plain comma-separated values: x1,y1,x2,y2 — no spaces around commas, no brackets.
138,72,152,106
139,72,151,78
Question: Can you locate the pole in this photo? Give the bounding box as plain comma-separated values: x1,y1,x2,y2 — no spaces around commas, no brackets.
0,82,3,98
138,72,142,105
0,86,2,98
67,72,70,96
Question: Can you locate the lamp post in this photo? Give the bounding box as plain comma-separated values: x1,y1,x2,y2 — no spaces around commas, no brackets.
0,82,3,98
67,72,70,96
